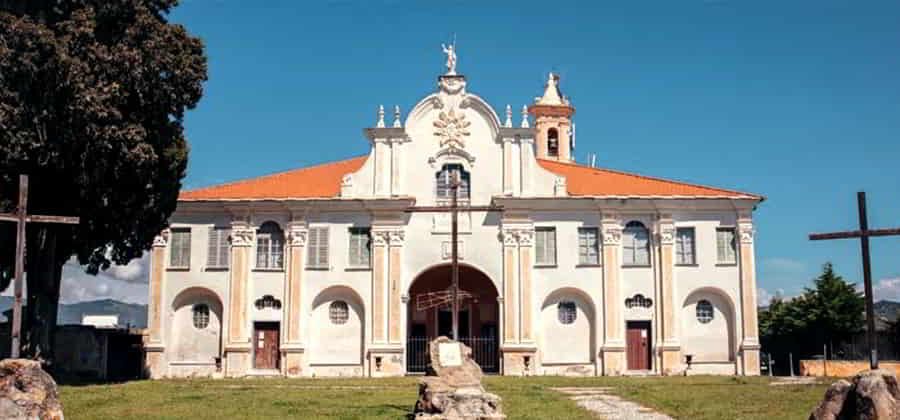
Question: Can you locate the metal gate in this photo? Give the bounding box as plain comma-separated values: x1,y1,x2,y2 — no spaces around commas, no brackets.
406,336,499,374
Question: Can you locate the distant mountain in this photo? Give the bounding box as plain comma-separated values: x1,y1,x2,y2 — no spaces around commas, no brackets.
875,300,900,322
0,297,147,328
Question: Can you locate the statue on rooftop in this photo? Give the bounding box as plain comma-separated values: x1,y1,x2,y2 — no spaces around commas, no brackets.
441,42,457,75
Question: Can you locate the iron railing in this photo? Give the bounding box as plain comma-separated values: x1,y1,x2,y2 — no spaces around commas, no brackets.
406,336,499,374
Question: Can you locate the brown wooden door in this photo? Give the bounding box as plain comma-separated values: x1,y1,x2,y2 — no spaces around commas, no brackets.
253,322,280,370
626,321,651,371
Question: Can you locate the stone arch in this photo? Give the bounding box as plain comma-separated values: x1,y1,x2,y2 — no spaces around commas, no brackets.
406,262,500,373
539,287,596,365
681,287,736,362
309,285,365,366
169,287,223,364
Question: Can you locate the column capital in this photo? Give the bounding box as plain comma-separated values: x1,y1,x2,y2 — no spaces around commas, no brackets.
659,225,675,246
372,227,404,247
738,221,754,244
602,226,622,246
229,221,254,247
152,228,170,247
287,222,308,247
499,227,533,247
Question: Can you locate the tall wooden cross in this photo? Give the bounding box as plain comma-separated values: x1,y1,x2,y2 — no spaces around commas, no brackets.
809,191,900,370
406,170,502,340
0,175,79,358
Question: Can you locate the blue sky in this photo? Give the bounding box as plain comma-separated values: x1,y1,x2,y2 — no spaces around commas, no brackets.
49,1,900,304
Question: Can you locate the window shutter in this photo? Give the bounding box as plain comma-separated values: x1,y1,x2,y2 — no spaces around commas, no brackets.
547,229,556,265
219,229,230,267
319,228,329,267
307,228,319,267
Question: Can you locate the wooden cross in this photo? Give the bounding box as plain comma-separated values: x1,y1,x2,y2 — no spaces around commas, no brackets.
0,175,79,358
809,191,900,370
406,170,502,340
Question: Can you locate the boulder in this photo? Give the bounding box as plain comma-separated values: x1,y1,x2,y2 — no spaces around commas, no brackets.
809,369,899,420
0,359,65,420
413,337,505,420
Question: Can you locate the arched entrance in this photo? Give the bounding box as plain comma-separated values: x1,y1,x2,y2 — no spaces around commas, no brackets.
406,264,500,373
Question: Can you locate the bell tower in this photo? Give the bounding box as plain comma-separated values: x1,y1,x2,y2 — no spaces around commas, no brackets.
528,73,575,162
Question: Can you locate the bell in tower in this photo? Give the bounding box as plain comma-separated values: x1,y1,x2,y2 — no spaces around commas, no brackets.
528,73,575,162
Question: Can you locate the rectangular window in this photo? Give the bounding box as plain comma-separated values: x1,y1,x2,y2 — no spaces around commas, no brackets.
578,227,600,265
207,227,230,268
675,227,696,265
535,227,557,266
716,227,737,264
348,227,371,268
169,228,191,269
307,227,330,269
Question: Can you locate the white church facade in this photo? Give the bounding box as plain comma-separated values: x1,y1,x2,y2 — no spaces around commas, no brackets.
145,56,764,378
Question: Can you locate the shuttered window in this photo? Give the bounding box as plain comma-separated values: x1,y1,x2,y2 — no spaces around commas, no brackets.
578,227,599,265
716,228,737,264
675,227,696,265
207,227,230,268
535,227,557,266
348,227,371,268
307,227,330,269
169,228,191,269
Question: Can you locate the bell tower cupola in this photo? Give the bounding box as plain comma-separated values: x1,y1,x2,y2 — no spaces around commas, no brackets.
528,73,575,162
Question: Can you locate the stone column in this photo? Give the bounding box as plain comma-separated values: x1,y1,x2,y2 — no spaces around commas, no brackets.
657,217,681,375
502,138,514,196
519,137,535,196
738,212,761,375
282,221,307,377
373,138,390,197
500,226,537,376
145,229,168,378
601,214,626,375
517,230,535,344
224,221,253,377
368,227,404,377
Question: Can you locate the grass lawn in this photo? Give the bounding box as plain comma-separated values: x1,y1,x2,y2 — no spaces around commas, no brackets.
59,376,827,420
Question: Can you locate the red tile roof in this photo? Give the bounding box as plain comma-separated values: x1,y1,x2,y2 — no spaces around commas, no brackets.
537,159,762,199
179,156,367,201
178,155,761,201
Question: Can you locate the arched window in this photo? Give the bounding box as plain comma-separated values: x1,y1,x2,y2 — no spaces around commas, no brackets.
436,164,470,200
557,301,577,325
192,304,210,329
329,301,349,325
547,128,559,157
696,300,714,324
256,221,284,269
623,221,650,266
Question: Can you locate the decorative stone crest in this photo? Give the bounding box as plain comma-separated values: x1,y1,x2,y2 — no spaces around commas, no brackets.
434,108,471,149
152,229,170,247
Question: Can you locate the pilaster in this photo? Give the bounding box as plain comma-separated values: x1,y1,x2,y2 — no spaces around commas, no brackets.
501,227,519,344
500,225,537,375
601,213,626,375
224,220,253,377
283,221,307,377
387,230,405,344
146,229,168,378
657,216,681,375
737,212,761,375
517,230,535,344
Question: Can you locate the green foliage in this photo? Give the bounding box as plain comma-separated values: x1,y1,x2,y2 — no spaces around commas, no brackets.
0,0,206,354
760,263,865,367
0,0,206,275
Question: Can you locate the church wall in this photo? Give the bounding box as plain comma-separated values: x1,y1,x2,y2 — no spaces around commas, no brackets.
672,211,743,373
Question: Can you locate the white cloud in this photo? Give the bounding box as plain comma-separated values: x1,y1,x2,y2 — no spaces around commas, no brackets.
873,277,900,302
762,257,806,274
59,256,149,304
757,287,786,305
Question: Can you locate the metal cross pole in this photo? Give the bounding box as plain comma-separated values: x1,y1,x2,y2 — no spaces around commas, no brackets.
405,170,502,340
0,175,79,358
809,191,900,370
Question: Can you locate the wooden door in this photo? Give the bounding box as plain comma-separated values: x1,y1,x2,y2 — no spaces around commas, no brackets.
253,322,280,370
626,321,651,371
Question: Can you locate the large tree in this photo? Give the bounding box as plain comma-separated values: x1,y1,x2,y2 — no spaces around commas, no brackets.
0,0,206,359
759,263,864,371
